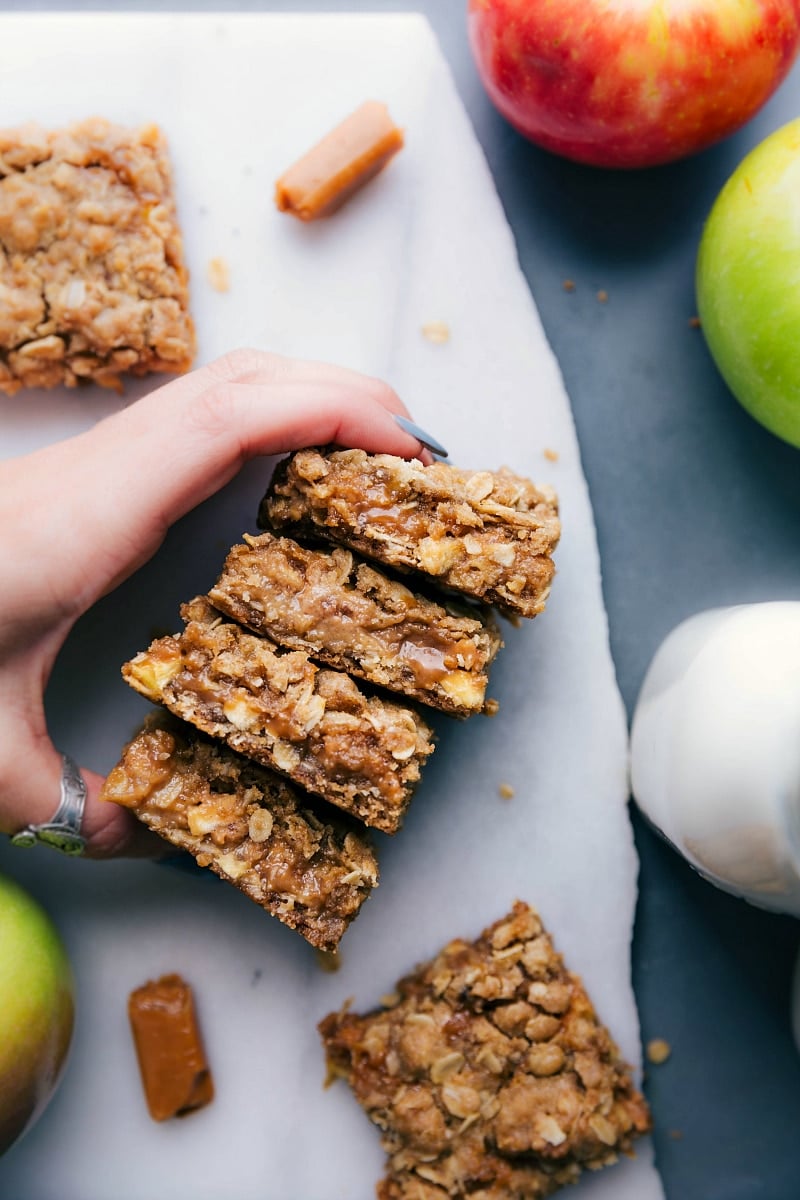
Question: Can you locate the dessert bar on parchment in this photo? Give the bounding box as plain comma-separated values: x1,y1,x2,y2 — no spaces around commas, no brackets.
320,901,651,1198
102,714,378,951
260,449,560,618
122,597,434,834
209,532,502,718
0,117,194,395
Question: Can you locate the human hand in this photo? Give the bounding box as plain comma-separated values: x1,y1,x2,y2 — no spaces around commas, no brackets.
0,349,439,858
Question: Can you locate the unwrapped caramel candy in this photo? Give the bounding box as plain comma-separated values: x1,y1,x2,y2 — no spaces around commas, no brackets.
275,100,404,220
128,974,214,1121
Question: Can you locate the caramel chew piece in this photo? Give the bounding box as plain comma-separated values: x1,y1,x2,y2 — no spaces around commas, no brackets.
261,449,561,619
275,100,403,221
0,118,195,396
121,597,433,834
209,532,502,717
102,715,378,950
320,902,651,1199
128,974,213,1122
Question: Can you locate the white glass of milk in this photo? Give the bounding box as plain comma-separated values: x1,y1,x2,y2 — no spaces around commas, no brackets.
630,601,800,1050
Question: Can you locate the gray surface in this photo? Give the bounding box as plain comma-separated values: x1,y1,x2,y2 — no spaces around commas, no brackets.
5,1,800,1196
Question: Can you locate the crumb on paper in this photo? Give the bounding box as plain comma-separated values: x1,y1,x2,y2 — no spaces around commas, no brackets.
421,320,450,345
543,447,559,463
689,315,702,328
669,1128,683,1140
207,256,230,293
646,1037,671,1065
562,279,576,292
315,948,342,973
596,289,609,303
498,782,515,800
484,698,500,717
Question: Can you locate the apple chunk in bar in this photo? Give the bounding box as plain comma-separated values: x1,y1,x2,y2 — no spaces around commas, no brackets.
0,118,195,396
260,449,560,618
209,532,502,717
121,597,433,834
275,100,404,221
320,901,651,1199
102,715,379,951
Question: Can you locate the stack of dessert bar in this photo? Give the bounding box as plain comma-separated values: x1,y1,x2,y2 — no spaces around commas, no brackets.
102,448,560,951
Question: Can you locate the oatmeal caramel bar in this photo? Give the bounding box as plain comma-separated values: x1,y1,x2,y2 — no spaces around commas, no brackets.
209,532,502,717
0,118,195,395
275,100,404,221
320,901,651,1199
122,597,433,834
260,449,560,618
102,715,378,951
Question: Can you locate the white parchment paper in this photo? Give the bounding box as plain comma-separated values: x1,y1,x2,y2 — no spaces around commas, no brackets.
0,14,663,1199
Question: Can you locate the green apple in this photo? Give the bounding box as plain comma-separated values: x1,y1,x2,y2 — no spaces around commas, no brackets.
697,118,800,448
0,872,75,1155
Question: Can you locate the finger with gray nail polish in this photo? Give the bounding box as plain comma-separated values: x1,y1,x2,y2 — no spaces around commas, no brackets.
393,414,448,458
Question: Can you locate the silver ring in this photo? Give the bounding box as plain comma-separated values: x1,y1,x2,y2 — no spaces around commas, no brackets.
10,754,87,856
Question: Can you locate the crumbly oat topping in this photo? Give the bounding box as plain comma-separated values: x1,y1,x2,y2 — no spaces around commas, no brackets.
101,714,378,951
122,596,434,834
320,901,651,1198
209,532,501,717
0,118,194,395
261,449,560,619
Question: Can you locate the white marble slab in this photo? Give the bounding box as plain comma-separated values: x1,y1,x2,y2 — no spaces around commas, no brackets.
0,13,662,1199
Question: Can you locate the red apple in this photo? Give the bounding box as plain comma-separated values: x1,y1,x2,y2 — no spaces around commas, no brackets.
468,0,800,168
0,873,75,1155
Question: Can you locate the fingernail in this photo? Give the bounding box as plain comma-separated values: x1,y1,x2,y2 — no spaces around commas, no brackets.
393,414,448,458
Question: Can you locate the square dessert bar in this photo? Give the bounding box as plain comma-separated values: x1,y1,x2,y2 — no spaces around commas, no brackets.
0,118,195,395
102,715,379,951
209,533,502,718
122,597,434,834
320,901,651,1198
261,449,560,619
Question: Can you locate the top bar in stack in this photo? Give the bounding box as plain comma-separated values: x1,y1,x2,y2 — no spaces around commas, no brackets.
209,532,502,718
122,597,433,835
260,449,560,618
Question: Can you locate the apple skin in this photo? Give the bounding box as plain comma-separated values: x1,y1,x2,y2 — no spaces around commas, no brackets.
467,0,800,168
0,873,75,1155
696,118,800,448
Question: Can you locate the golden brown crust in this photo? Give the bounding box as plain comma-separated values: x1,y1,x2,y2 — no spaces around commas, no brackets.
121,597,434,834
320,902,651,1198
260,449,560,618
102,714,379,951
208,532,502,717
0,117,195,395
